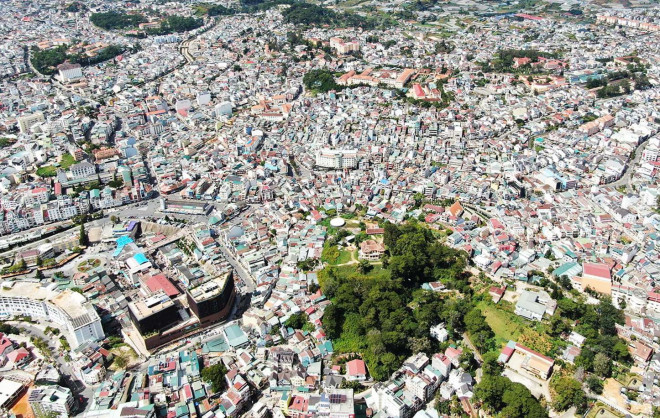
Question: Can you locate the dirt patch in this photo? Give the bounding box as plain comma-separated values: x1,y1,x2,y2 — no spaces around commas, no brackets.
600,378,650,415
109,345,140,370
10,386,34,418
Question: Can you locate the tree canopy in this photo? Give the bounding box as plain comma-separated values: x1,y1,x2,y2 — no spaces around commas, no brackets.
90,11,147,30
201,363,228,393
281,3,393,29
475,374,547,418
320,222,471,380
303,69,340,93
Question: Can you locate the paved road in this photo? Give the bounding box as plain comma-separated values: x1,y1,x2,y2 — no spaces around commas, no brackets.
609,139,649,188
595,394,638,417
462,333,483,364
216,242,256,293
11,323,94,409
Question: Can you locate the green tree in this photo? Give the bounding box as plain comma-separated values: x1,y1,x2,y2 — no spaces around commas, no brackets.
464,308,494,352
357,259,372,275
284,312,311,330
201,363,228,393
481,351,504,376
113,355,128,369
17,258,26,271
79,224,89,246
551,377,587,412
303,69,340,93
586,375,603,394
475,374,547,417
593,353,612,377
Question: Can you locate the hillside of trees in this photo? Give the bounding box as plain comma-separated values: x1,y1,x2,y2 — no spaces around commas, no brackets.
31,44,124,75
480,48,562,73
303,69,340,93
91,11,202,35
90,11,147,30
193,3,236,16
146,15,204,35
320,222,472,380
282,3,395,29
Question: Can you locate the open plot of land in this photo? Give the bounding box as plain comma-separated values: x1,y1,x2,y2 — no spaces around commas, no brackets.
10,387,34,418
109,344,140,370
502,367,550,400
477,301,526,347
602,378,652,416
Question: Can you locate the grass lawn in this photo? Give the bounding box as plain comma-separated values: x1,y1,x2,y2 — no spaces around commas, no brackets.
36,154,76,177
335,249,356,265
36,165,57,177
60,153,76,169
477,301,526,348
344,220,362,229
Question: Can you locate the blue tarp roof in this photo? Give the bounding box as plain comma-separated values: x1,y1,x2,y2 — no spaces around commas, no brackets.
134,253,148,264
113,236,134,257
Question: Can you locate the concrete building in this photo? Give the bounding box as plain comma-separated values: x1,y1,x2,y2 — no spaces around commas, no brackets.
315,149,358,169
28,385,75,417
58,62,83,82
581,262,612,295
17,112,45,134
0,282,104,348
515,290,548,321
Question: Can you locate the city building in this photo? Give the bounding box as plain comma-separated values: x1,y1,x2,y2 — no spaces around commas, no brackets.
29,385,75,417
0,282,104,348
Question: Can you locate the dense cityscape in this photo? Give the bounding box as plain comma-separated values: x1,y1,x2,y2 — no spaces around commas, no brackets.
0,0,658,417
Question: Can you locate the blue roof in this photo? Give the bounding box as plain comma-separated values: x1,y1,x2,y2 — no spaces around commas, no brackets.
134,253,148,265
113,236,134,257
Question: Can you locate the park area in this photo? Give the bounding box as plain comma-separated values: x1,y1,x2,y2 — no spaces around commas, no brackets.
78,258,101,272
36,153,76,177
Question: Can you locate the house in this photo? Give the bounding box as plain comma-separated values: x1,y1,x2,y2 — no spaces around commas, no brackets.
431,354,452,378
581,262,612,295
430,323,448,342
512,342,554,380
568,332,586,347
448,201,464,217
346,359,367,381
489,286,506,303
359,240,385,261
444,347,462,368
515,290,548,321
631,341,653,363
562,345,581,364
6,347,31,368
0,333,14,357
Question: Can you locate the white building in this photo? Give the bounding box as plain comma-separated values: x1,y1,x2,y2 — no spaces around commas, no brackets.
315,149,358,169
515,290,553,321
69,162,96,179
0,282,104,348
17,112,45,134
366,384,410,418
29,385,75,417
58,63,83,82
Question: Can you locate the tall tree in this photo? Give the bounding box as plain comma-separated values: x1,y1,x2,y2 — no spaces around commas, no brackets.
79,223,89,246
